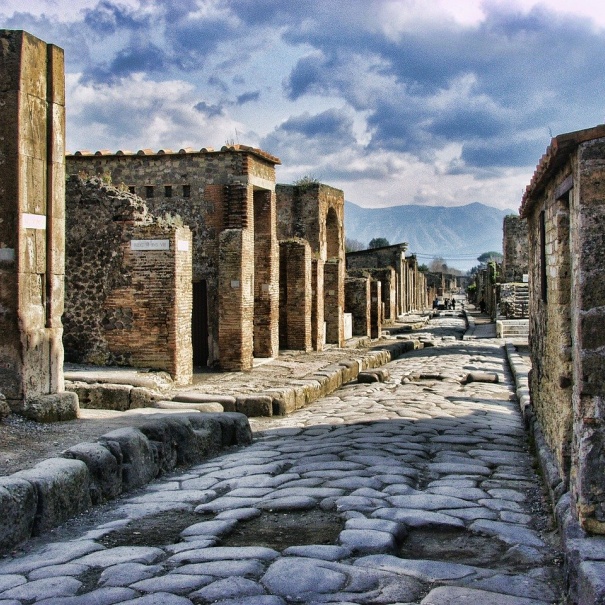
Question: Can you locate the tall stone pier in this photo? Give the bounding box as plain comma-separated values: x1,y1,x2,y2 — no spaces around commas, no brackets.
0,30,77,421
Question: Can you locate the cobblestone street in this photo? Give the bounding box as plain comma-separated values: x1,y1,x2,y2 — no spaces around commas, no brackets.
0,318,564,604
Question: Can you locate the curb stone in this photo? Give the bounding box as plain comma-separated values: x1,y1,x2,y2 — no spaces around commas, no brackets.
505,341,604,604
0,412,252,555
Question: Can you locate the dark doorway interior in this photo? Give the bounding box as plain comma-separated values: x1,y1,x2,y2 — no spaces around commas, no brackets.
192,280,208,366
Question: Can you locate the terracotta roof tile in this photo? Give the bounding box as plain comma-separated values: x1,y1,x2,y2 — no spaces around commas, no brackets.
520,123,605,216
67,144,281,165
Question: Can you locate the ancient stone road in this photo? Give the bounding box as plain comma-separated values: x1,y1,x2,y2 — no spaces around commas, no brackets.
0,318,564,604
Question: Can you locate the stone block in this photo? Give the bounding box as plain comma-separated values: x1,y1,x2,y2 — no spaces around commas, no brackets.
130,387,162,409
236,395,273,417
464,372,499,384
155,400,224,413
12,458,91,535
81,384,132,411
16,392,78,422
173,392,236,412
61,442,122,504
0,476,37,553
185,413,229,460
577,561,605,605
99,428,159,490
212,412,253,446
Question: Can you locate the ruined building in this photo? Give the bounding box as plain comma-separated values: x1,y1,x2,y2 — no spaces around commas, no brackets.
66,145,280,372
521,124,605,534
0,30,78,421
276,183,345,349
346,244,429,317
64,176,192,384
499,215,529,319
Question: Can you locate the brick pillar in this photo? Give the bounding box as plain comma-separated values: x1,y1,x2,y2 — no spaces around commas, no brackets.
253,189,279,359
324,259,344,346
345,277,371,337
0,30,77,420
279,239,312,351
370,280,382,339
218,228,253,371
311,259,325,350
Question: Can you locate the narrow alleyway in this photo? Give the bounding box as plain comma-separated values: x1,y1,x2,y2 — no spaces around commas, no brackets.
0,317,564,604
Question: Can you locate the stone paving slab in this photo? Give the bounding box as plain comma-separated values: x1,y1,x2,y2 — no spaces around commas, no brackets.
0,316,569,604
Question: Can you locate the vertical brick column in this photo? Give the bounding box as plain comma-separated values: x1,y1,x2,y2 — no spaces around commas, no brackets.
311,259,325,350
345,277,371,337
279,239,312,350
370,279,382,339
252,189,279,359
0,30,77,420
324,259,344,346
219,228,253,370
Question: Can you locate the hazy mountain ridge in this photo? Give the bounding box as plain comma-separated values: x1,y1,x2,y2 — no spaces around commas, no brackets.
344,201,516,270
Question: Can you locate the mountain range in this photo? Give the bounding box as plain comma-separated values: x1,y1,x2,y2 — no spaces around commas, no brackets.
344,201,516,271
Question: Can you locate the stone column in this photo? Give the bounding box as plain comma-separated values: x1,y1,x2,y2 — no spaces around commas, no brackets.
0,30,77,421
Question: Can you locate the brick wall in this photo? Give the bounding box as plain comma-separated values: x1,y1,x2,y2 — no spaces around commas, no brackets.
66,146,279,370
279,239,312,350
64,177,192,383
526,170,573,484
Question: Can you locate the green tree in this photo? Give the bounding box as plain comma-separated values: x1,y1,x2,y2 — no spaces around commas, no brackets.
477,251,503,264
368,237,390,249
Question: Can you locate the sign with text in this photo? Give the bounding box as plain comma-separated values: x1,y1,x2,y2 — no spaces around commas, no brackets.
131,239,170,251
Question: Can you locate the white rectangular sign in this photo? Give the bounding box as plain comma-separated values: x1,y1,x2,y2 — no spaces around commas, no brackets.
22,213,46,230
177,240,189,252
131,239,170,251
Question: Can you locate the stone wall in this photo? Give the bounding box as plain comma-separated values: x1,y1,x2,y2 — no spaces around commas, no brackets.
0,30,77,420
66,146,280,370
521,125,605,534
502,215,529,282
64,176,193,383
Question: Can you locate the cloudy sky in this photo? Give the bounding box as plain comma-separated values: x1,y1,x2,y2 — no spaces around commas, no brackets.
4,0,605,211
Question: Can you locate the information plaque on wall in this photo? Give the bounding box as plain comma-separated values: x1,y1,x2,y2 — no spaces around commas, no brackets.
131,239,170,251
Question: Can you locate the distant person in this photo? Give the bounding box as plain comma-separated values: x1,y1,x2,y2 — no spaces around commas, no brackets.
479,298,487,313
433,297,438,309
451,298,456,310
